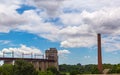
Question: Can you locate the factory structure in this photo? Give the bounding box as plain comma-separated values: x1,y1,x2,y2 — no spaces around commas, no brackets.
0,48,59,71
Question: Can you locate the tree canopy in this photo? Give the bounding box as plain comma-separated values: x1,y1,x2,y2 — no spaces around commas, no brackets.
14,60,37,75
0,61,120,75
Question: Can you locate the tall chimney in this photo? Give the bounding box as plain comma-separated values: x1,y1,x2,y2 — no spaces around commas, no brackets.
97,33,103,73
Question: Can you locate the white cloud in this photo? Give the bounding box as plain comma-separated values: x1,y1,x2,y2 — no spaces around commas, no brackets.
60,7,120,34
0,40,11,45
0,52,3,56
84,55,91,59
58,49,70,55
24,0,64,16
0,44,42,58
16,10,60,35
0,0,60,41
58,25,96,48
58,49,70,59
61,37,96,48
102,35,120,52
1,0,120,52
61,0,120,12
22,0,120,16
0,1,19,32
59,7,120,48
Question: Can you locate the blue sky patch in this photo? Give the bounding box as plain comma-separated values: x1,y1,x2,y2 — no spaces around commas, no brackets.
16,4,36,14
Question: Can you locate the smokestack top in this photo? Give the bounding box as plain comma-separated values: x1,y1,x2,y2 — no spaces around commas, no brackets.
98,33,101,35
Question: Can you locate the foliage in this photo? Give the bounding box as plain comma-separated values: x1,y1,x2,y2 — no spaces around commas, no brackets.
38,71,54,75
59,64,84,75
108,64,120,73
0,64,14,75
1,61,120,75
47,66,59,75
59,63,120,75
14,60,37,75
83,64,100,74
59,72,68,75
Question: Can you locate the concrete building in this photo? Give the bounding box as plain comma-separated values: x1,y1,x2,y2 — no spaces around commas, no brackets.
46,48,59,70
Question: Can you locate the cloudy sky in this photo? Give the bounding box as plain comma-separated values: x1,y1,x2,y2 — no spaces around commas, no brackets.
0,0,120,65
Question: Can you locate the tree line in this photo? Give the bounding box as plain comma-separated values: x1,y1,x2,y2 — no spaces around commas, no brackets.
0,60,120,75
59,63,120,75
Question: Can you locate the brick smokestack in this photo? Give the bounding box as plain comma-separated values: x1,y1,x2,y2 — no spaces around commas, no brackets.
97,33,103,73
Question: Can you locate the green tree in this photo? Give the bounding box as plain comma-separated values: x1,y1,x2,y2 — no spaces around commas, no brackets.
38,71,54,75
70,70,78,75
0,64,14,75
38,71,47,75
14,60,37,75
109,64,120,74
47,67,59,75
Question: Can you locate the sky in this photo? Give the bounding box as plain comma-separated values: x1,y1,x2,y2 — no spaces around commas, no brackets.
0,0,120,65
